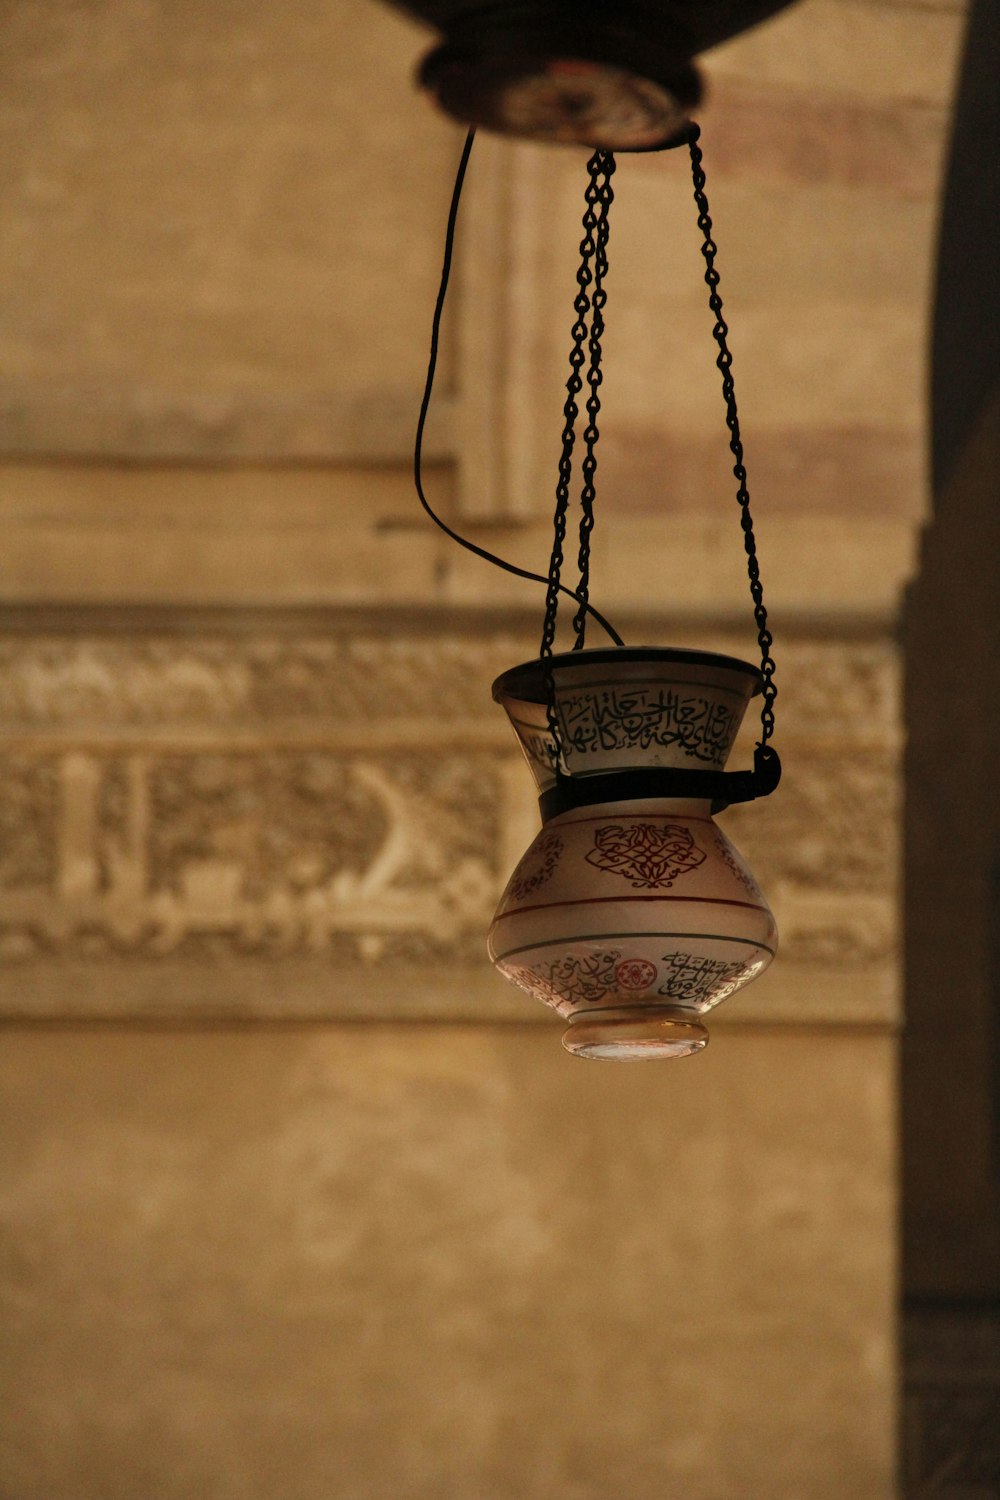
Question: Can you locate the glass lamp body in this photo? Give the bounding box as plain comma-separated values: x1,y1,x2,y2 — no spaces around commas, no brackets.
488,649,777,1058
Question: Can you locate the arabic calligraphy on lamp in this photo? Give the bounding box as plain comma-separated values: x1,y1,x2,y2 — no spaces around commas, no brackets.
488,648,777,1059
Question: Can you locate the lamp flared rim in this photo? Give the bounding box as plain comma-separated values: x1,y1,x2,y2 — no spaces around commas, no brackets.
492,646,763,705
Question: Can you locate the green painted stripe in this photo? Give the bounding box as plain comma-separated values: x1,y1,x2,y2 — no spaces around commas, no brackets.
494,932,776,963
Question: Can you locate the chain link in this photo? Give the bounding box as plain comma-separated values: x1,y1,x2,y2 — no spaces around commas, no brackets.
540,148,616,760
572,152,616,648
536,129,776,770
687,127,777,746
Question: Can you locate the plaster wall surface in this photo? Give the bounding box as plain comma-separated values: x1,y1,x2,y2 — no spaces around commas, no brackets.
2,1025,895,1500
0,0,967,1495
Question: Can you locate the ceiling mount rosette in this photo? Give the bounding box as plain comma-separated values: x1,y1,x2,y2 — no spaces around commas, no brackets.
385,0,802,147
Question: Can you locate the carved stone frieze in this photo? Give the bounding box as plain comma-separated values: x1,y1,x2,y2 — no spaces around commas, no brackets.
687,637,897,750
0,619,901,1010
723,747,898,965
0,630,896,736
0,749,504,966
0,753,59,892
0,634,533,729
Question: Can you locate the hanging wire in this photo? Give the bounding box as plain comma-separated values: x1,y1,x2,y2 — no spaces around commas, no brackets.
686,124,777,748
413,130,625,649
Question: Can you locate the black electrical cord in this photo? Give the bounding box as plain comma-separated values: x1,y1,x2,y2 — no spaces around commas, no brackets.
413,129,625,649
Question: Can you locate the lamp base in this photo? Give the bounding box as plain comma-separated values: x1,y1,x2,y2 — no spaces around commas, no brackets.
561,1006,709,1061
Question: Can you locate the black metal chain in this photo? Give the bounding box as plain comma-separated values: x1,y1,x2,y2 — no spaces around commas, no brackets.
572,152,616,648
530,126,777,777
686,125,777,747
539,148,617,762
540,149,614,663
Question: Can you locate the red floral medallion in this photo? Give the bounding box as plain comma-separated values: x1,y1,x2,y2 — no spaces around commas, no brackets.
614,958,657,991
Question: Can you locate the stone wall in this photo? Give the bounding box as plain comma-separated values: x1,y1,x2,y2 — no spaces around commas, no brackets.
0,1,965,1495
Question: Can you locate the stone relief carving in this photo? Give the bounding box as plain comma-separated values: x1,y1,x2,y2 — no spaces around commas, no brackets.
0,751,500,964
754,641,898,743
722,750,897,964
0,753,59,892
0,633,897,733
0,635,533,728
0,626,900,985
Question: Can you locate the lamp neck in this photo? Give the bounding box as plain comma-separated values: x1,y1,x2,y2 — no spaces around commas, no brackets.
538,748,781,823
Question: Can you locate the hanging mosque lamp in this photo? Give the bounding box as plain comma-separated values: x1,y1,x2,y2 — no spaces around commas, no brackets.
414,125,781,1059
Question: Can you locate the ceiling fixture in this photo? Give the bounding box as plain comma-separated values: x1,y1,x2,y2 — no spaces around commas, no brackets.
415,125,780,1058
387,0,799,150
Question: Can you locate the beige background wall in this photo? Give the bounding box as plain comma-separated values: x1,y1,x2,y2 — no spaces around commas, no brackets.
0,1,965,1496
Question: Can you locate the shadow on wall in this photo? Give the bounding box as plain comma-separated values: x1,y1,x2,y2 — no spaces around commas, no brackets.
902,0,1000,1487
